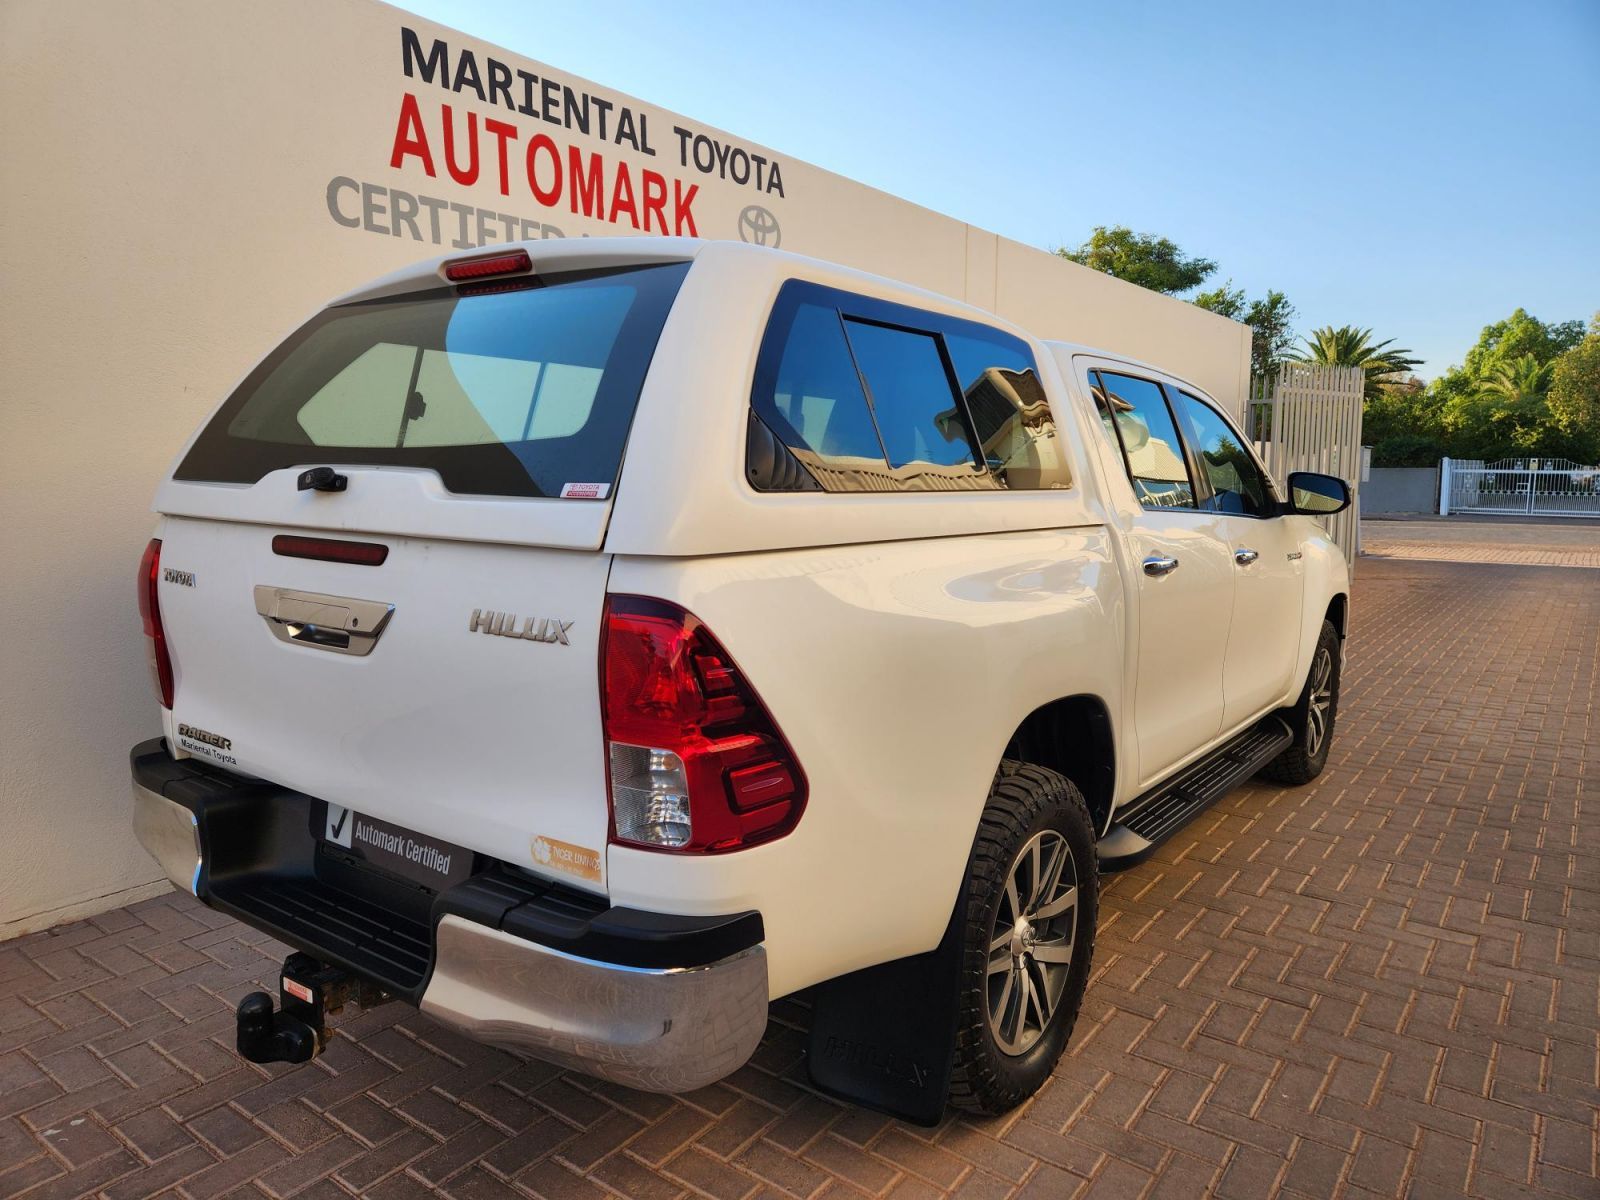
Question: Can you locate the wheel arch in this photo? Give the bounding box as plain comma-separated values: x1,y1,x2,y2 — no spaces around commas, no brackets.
1001,694,1117,834
1326,592,1349,639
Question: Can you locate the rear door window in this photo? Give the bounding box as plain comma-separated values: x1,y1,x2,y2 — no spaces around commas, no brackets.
177,262,688,498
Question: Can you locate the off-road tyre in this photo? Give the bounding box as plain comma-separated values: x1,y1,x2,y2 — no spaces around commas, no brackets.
1258,619,1341,786
948,761,1098,1114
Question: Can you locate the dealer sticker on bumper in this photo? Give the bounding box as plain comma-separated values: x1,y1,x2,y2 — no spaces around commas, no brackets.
323,804,473,890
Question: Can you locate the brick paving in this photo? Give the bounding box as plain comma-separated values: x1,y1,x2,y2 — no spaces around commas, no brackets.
2,554,1596,1199
1363,541,1600,569
1363,517,1600,569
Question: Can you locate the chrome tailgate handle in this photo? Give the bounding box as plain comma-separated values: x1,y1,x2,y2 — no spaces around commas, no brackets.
1234,547,1260,566
253,586,394,657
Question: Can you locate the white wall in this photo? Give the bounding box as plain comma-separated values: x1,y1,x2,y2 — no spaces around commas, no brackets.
0,0,1249,935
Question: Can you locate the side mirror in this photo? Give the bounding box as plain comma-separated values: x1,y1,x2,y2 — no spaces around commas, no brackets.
1286,471,1351,515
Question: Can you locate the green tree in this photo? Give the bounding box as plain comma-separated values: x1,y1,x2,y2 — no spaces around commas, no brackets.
1292,326,1421,399
1193,281,1245,318
1364,377,1448,466
1194,282,1298,380
1429,309,1592,460
1057,226,1216,295
1547,315,1600,462
1443,354,1557,456
1244,291,1298,381
1460,308,1585,379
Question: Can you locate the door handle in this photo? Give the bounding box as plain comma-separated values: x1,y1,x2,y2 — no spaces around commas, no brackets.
1142,554,1180,577
1234,548,1260,566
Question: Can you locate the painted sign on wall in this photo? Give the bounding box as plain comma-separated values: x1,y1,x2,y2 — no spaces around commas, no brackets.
326,26,792,253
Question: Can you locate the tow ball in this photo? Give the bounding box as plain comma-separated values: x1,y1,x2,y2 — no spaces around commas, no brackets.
236,952,390,1065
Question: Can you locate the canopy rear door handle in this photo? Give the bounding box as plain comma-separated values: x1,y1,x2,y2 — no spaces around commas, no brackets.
1142,554,1180,577
254,586,394,657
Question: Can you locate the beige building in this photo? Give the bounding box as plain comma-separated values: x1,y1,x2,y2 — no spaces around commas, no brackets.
0,0,1250,935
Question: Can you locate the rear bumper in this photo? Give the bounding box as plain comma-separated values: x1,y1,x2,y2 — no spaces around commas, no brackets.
133,780,202,895
129,738,768,1092
422,916,767,1092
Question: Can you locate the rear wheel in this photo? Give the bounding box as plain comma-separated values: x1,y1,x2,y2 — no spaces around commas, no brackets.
949,762,1097,1114
1259,619,1341,786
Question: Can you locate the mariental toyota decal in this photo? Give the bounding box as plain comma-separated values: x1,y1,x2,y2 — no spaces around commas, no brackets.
326,26,790,249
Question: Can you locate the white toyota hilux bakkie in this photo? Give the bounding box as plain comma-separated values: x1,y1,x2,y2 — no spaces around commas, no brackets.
131,237,1350,1121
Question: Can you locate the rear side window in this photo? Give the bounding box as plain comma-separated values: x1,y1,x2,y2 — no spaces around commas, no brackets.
1091,371,1196,509
749,280,1071,493
177,262,689,498
766,301,888,472
842,320,979,471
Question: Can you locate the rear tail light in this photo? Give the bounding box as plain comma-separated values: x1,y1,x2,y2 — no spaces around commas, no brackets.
137,539,174,709
443,249,532,282
601,596,807,852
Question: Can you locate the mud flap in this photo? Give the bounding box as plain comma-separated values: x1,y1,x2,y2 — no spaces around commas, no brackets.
805,900,964,1125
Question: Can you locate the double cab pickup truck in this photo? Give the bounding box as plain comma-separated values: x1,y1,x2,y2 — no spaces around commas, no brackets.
131,238,1350,1121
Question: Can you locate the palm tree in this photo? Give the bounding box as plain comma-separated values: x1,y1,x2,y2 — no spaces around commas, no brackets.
1463,353,1556,452
1292,326,1421,399
1477,353,1553,407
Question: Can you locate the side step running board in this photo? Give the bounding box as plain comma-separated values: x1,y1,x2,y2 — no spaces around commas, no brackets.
1097,715,1294,872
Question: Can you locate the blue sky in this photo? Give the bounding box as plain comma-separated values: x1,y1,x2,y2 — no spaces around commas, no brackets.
392,0,1598,378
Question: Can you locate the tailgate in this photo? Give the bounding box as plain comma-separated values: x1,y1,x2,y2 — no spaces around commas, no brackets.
156,513,614,894
144,255,697,898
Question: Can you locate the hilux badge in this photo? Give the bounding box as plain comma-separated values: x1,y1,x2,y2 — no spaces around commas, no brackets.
469,609,573,645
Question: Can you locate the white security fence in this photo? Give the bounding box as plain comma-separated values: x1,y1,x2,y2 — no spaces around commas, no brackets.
1244,364,1366,566
1441,458,1600,517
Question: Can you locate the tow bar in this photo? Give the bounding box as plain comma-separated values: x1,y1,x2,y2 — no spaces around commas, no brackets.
236,952,390,1065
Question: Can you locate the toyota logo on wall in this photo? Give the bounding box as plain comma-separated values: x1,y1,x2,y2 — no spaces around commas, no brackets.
737,204,781,248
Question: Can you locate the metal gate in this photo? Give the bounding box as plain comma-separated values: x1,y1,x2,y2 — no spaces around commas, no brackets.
1441,458,1600,517
1243,363,1366,566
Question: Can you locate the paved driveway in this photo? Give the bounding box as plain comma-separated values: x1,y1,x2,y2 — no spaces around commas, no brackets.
1363,516,1600,568
2,555,1596,1199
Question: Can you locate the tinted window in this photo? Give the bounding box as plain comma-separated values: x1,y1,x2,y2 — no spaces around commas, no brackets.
1092,372,1195,509
178,263,688,498
843,320,979,474
1174,391,1272,516
945,334,1072,490
762,301,889,475
749,281,1070,494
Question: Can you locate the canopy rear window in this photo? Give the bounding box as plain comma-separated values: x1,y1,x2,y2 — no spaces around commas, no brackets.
176,261,689,498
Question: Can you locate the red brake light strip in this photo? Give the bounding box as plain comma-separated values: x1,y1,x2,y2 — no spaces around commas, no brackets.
443,250,532,282
271,535,389,566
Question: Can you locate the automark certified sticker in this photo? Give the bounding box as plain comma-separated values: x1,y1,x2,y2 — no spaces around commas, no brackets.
324,804,473,889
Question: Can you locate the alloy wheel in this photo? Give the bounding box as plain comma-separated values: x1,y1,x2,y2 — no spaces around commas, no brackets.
1306,646,1334,758
986,830,1079,1056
